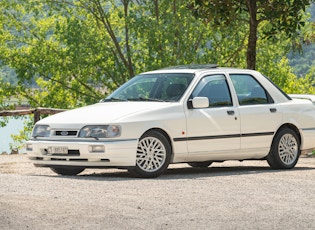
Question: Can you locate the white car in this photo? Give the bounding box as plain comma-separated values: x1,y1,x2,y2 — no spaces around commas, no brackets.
26,64,315,177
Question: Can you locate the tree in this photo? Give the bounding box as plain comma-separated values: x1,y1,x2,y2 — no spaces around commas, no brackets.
0,0,220,109
1,0,315,149
0,0,313,113
190,0,314,70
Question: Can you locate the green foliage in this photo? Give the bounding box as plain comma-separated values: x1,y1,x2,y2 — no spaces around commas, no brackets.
192,0,313,38
288,44,315,77
190,0,314,69
0,79,18,111
0,0,315,148
1,0,313,108
0,66,17,85
309,3,315,20
10,116,33,150
0,0,313,103
0,0,221,108
261,58,315,94
286,3,315,78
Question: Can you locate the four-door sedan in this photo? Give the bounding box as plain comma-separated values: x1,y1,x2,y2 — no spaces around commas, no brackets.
26,64,315,177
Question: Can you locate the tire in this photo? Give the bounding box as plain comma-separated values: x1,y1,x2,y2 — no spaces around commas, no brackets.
188,161,212,168
50,167,85,176
131,130,171,178
267,128,300,169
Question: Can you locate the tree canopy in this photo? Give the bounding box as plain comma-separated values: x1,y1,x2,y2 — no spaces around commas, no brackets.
0,0,218,109
0,0,314,112
1,0,315,148
190,0,314,70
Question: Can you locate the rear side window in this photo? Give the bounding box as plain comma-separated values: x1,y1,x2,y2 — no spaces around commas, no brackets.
230,74,273,105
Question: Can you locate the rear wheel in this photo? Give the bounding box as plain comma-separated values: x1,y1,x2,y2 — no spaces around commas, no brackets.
131,130,171,178
50,167,85,176
188,161,212,168
267,128,300,169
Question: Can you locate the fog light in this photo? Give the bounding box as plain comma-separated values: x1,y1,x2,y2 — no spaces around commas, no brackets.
26,144,33,151
89,145,105,153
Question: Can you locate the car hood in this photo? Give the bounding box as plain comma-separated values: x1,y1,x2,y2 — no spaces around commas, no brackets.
36,102,174,126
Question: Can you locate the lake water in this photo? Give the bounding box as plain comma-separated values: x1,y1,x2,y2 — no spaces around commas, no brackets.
0,116,29,153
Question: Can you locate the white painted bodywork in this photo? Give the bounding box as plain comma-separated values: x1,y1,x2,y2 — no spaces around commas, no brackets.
27,68,315,169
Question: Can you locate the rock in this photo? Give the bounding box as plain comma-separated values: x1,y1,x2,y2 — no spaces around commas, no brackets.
11,148,19,154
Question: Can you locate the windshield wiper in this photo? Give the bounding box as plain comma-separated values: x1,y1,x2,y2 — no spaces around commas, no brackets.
104,97,164,102
137,97,164,102
103,97,128,102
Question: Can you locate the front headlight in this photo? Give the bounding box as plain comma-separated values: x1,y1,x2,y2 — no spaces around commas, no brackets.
32,125,51,137
78,125,121,138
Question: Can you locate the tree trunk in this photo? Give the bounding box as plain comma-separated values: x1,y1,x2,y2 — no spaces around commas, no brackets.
246,0,258,70
123,0,134,77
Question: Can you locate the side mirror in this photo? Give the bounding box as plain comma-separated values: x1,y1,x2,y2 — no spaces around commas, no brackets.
192,97,209,108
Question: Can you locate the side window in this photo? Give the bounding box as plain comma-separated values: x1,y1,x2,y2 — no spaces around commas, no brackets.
230,74,270,105
191,74,232,107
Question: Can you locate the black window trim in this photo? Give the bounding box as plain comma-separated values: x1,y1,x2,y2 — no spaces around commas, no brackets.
187,73,233,109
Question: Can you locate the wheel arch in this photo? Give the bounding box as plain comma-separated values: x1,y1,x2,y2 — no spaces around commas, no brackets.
267,123,301,169
141,128,174,159
274,123,301,145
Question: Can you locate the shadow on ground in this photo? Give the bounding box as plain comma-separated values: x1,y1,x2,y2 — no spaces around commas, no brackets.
42,163,315,181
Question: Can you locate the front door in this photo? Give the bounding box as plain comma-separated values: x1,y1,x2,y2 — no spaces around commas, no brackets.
185,74,241,161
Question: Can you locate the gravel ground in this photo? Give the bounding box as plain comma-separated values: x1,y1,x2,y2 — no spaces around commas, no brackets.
1,154,315,230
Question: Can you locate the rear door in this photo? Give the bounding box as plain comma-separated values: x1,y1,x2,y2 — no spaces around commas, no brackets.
230,74,282,151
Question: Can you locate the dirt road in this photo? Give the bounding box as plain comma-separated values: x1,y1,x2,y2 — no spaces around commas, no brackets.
1,154,315,230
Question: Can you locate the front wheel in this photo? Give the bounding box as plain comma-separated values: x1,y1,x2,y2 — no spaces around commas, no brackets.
267,128,300,169
50,167,85,176
131,130,171,178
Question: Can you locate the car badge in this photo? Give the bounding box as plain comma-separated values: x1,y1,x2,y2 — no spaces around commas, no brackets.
61,131,68,136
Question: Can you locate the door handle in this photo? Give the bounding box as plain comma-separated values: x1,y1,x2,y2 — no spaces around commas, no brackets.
270,108,277,113
227,110,235,115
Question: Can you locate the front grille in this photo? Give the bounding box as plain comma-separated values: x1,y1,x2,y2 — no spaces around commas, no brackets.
55,131,78,136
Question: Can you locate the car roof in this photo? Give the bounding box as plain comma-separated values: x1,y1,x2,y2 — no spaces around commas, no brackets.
140,64,258,75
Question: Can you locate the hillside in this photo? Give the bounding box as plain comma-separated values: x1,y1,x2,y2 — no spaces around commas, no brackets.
287,3,315,77
288,44,315,77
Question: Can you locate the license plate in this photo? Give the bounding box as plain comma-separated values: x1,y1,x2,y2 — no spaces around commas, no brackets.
47,146,68,154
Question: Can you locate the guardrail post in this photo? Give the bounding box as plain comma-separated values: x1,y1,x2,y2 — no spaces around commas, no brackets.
33,109,41,124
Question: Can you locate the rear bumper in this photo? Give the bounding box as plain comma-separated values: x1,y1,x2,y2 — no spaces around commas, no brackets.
26,139,138,168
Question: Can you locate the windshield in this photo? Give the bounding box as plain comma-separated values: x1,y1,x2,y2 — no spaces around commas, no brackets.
104,73,194,102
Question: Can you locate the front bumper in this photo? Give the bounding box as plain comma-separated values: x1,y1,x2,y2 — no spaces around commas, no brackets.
26,138,138,168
